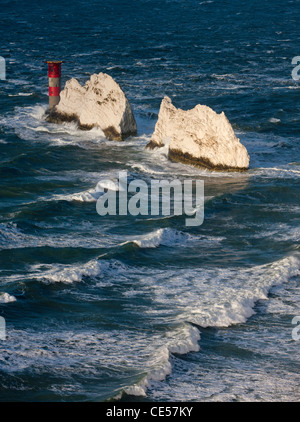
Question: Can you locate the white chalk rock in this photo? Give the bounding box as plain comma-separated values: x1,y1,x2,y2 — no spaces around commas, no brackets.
48,73,137,141
147,96,249,171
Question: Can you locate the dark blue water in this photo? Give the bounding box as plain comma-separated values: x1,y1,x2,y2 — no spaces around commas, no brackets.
0,0,299,402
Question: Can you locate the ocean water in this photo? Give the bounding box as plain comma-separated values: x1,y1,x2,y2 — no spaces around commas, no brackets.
0,0,300,402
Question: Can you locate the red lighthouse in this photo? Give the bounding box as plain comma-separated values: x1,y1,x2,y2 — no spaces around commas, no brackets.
46,61,62,109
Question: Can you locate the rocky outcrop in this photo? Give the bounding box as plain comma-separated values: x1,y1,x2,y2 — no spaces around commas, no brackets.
46,73,137,141
147,96,249,171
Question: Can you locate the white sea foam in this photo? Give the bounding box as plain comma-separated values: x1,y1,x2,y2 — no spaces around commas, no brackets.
25,259,130,285
139,146,250,179
134,253,300,333
178,254,300,328
8,92,33,97
250,165,300,179
122,227,224,249
124,228,194,248
167,324,200,354
49,188,101,203
0,105,107,147
0,292,17,303
1,253,298,399
0,317,200,401
0,257,202,398
45,176,122,204
121,250,298,399
0,103,146,153
29,260,104,284
124,324,200,397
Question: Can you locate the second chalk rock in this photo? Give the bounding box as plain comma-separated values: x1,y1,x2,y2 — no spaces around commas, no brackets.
147,96,249,171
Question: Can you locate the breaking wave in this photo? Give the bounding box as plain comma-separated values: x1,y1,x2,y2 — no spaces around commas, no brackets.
121,227,224,249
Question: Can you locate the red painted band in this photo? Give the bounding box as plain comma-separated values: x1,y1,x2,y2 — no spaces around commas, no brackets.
48,63,61,78
49,86,60,96
48,70,61,77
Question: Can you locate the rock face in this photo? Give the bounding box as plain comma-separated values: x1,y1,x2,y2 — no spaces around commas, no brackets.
147,96,249,171
46,73,137,141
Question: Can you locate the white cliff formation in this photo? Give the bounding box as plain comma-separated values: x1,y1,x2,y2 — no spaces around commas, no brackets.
147,96,250,171
46,73,137,141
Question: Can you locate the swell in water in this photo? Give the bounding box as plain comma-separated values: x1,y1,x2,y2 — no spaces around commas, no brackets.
2,249,298,398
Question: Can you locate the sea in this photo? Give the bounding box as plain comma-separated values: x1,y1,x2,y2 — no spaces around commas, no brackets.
0,0,299,402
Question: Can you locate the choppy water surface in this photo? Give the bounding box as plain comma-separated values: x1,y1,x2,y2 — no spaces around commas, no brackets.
0,0,299,402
